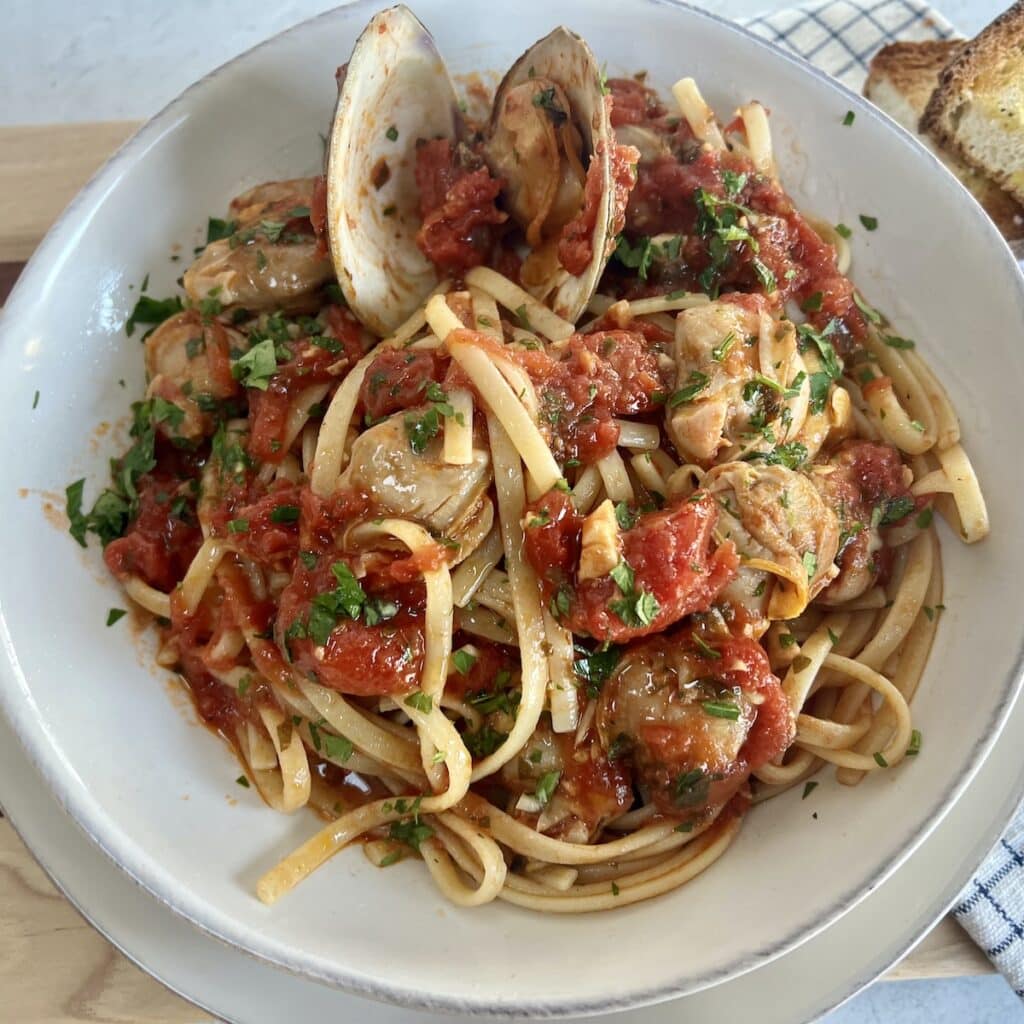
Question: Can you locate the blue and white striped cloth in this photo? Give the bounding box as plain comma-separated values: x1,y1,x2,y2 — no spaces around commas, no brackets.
742,0,1024,997
953,815,1024,997
744,0,956,88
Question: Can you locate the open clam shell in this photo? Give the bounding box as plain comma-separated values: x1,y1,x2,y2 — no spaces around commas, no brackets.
326,5,460,337
485,27,616,323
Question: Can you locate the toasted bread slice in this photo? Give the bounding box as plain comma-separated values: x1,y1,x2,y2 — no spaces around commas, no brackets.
867,39,1024,242
920,2,1024,205
867,40,963,126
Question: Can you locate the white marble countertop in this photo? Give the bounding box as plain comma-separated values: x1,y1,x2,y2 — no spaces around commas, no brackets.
0,0,1006,125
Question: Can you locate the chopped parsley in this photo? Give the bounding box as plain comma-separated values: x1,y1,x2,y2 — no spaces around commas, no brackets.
883,334,915,350
614,502,638,530
802,551,818,579
668,370,709,407
404,407,442,454
842,110,855,126
299,551,318,570
872,495,915,527
106,608,127,627
452,650,477,675
796,319,843,414
550,585,572,620
801,291,823,313
692,187,759,297
32,390,39,410
859,214,878,231
608,559,660,628
741,441,808,470
207,217,237,244
574,643,623,697
613,234,683,280
835,222,852,238
532,86,568,125
711,331,736,362
467,675,521,716
66,397,182,547
873,751,888,767
304,561,388,643
906,729,922,756
702,699,740,720
915,507,933,529
853,291,882,325
385,124,399,141
802,781,818,799
692,634,721,660
463,724,507,759
534,771,561,806
751,257,777,293
231,338,279,390
723,170,748,197
389,816,434,851
404,691,433,714
322,732,354,763
672,768,710,808
614,235,655,279
227,518,250,534
363,597,399,626
269,504,300,524
236,775,250,788
125,293,183,338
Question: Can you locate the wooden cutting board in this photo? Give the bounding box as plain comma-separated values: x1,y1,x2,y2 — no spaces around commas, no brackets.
0,122,993,1024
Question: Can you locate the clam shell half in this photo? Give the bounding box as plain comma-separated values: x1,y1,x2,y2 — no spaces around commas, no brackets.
486,27,614,324
326,5,460,337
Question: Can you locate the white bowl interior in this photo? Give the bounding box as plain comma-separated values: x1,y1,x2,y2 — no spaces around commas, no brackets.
2,0,1023,1016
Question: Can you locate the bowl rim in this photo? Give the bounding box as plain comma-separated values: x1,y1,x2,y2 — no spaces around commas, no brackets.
2,0,1024,1017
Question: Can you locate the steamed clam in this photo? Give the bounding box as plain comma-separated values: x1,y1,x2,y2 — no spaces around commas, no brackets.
323,8,635,334
484,27,632,321
339,411,494,558
184,178,332,313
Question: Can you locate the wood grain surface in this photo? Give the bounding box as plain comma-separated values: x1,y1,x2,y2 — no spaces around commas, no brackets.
0,120,994,1023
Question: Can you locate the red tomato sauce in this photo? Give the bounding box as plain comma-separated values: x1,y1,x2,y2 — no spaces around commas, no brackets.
816,440,922,595
442,640,519,700
608,78,667,126
359,348,448,421
104,462,203,592
523,490,739,642
614,113,868,346
543,330,670,463
554,731,634,829
610,628,791,817
248,305,364,464
414,139,507,275
207,480,303,565
276,557,425,696
557,140,639,277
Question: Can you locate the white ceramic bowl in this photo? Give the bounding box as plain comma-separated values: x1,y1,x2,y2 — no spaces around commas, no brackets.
2,1,1023,1017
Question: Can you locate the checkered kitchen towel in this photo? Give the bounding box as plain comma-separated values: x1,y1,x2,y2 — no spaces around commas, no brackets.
744,0,956,88
742,0,1024,997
